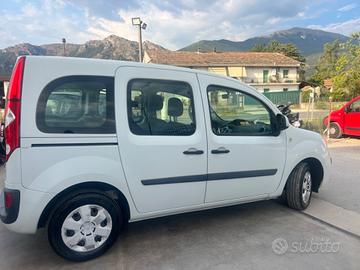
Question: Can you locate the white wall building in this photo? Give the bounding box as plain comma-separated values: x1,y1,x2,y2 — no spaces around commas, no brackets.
144,50,301,104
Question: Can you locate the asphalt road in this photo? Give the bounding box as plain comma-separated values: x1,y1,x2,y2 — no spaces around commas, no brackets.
315,138,360,214
0,139,360,269
1,201,359,270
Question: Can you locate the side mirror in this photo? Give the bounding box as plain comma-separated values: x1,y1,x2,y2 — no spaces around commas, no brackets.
276,113,288,131
344,106,351,113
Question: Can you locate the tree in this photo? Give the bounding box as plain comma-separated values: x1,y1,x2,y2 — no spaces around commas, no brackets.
312,33,360,99
311,40,341,84
250,40,306,80
250,40,306,62
250,43,267,52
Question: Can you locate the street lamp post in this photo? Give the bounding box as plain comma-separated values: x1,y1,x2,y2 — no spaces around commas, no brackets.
132,17,147,62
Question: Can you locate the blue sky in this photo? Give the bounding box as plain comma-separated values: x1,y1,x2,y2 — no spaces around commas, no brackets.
0,0,359,49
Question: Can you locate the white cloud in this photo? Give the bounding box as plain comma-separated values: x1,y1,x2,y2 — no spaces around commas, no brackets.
87,4,210,49
308,18,360,36
338,3,357,12
85,0,309,49
0,0,94,48
1,0,348,50
21,3,38,17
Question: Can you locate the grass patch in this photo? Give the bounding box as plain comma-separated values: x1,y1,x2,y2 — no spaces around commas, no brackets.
302,118,325,134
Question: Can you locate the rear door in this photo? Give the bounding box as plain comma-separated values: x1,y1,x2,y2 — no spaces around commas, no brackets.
344,98,360,136
115,67,207,213
198,74,287,203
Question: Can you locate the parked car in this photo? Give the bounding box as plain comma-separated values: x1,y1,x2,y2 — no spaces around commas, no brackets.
0,56,330,261
323,96,360,138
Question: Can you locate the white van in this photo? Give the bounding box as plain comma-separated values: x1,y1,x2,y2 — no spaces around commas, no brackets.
0,56,330,261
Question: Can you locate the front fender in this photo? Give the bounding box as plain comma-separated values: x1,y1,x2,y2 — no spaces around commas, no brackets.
272,127,331,197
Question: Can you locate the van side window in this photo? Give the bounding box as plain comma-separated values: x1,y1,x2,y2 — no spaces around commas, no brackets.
128,79,196,136
207,85,275,136
36,76,115,134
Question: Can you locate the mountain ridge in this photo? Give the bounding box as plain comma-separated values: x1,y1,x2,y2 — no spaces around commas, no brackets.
0,27,349,76
0,35,167,75
179,27,349,56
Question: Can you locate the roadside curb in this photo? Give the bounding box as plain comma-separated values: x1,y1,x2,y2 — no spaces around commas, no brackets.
302,198,360,239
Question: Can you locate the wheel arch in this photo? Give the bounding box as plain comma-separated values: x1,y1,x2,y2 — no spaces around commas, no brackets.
288,157,324,193
330,120,342,126
38,181,130,229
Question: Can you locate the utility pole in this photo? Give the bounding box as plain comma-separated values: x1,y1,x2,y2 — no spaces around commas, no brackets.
132,17,147,62
62,38,66,56
138,24,143,62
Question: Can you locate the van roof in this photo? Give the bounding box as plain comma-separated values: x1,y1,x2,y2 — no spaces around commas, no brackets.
24,55,247,86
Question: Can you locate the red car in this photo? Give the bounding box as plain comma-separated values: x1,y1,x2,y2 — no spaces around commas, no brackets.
323,96,360,138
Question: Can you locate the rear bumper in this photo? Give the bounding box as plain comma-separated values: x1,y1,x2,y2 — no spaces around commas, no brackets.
1,184,53,234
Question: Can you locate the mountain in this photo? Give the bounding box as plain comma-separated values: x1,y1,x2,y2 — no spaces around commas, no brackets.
180,27,349,56
0,35,168,76
0,28,350,77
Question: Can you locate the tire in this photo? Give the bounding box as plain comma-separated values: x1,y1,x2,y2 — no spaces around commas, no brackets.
277,188,288,206
329,122,342,139
285,162,312,210
48,193,122,262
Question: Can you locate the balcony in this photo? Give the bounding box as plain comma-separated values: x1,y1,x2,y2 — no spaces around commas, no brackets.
243,75,298,85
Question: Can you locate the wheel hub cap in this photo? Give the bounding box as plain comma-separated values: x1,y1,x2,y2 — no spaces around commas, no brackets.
302,171,312,204
80,222,96,236
61,204,112,252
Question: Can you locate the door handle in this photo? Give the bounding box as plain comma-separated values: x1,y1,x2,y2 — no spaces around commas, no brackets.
211,147,230,154
183,148,204,155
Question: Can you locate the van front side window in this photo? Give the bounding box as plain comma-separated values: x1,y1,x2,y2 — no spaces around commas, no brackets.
128,79,196,136
207,85,274,136
36,76,115,134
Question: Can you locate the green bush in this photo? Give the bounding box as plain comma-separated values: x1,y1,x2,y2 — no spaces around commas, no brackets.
315,101,328,110
302,119,325,134
302,91,310,103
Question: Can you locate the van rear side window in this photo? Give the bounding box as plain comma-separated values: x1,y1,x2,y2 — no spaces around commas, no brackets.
127,79,196,136
36,76,115,134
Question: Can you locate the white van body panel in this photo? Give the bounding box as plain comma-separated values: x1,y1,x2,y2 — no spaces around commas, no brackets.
114,66,208,213
197,73,287,202
16,57,139,231
270,126,331,197
1,56,331,234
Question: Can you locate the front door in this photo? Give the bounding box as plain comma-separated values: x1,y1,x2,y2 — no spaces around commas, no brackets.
115,67,207,213
344,98,360,136
198,74,287,203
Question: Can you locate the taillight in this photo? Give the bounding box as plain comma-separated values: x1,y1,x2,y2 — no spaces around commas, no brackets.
4,191,13,209
4,56,25,161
